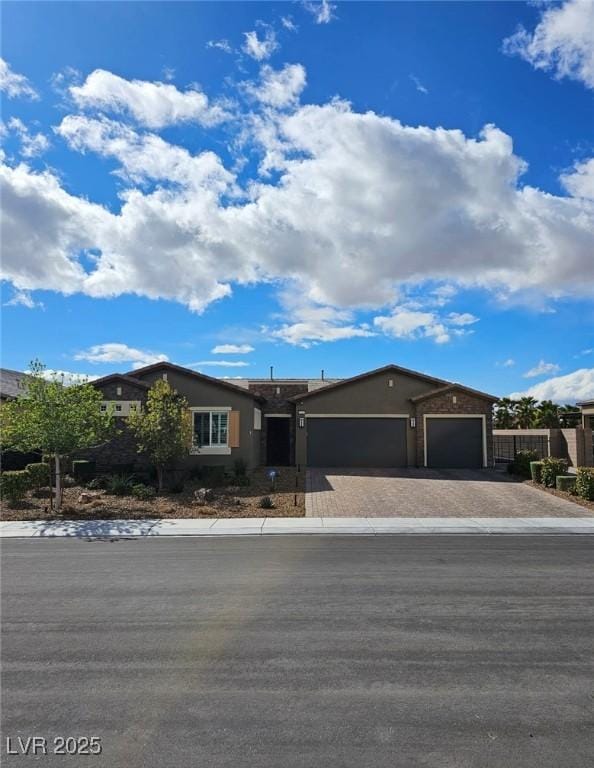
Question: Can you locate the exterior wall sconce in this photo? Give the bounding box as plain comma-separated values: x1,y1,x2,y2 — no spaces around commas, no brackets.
410,417,416,428
298,411,305,428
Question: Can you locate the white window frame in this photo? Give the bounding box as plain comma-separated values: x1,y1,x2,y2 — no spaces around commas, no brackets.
100,400,140,417
422,414,487,468
190,406,231,455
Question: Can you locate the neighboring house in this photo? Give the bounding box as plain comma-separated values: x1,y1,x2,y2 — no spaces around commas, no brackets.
0,368,26,401
89,362,497,471
578,399,594,430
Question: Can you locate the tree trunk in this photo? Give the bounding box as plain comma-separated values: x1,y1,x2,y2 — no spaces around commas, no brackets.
157,466,164,492
54,453,62,513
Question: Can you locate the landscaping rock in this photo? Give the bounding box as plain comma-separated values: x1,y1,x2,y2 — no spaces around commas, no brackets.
194,488,215,503
78,492,100,504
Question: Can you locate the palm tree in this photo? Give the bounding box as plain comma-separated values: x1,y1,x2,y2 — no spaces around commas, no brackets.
515,396,538,428
535,399,560,428
494,398,517,428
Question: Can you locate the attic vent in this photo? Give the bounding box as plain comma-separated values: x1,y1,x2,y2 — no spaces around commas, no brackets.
116,386,122,396
276,386,281,396
452,395,457,404
162,372,168,382
388,379,394,388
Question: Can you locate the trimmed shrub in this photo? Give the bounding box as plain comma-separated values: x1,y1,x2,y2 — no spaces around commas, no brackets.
72,459,96,482
105,474,134,496
512,450,539,478
556,475,576,494
540,457,569,488
0,470,31,504
86,476,107,490
259,495,274,509
575,467,594,501
530,461,544,484
26,462,50,490
131,483,156,501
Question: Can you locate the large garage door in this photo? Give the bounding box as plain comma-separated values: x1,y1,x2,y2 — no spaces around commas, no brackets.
307,418,407,468
426,417,484,468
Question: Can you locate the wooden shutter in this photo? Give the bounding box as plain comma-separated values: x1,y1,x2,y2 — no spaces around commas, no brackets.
229,411,240,448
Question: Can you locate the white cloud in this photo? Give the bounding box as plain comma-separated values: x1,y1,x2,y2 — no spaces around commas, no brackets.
206,39,233,54
447,312,479,326
70,69,227,128
497,358,516,368
2,73,594,321
373,309,451,344
211,344,255,354
4,289,43,309
281,16,298,32
247,64,306,108
510,368,594,403
269,301,375,347
189,360,250,367
503,0,594,89
74,343,169,368
561,157,594,200
302,0,336,25
523,360,561,378
161,67,176,82
35,369,100,386
6,117,49,158
410,74,429,94
0,58,38,99
242,29,278,61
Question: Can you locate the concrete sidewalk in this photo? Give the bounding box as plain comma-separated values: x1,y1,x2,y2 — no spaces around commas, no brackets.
1,516,594,537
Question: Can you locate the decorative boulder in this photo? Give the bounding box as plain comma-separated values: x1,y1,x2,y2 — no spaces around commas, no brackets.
194,488,215,503
77,492,100,504
556,475,576,493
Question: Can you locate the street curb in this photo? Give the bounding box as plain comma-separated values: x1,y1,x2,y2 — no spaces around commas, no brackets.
1,517,593,538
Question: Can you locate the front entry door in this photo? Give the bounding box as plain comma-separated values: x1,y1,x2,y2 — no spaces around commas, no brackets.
266,417,291,466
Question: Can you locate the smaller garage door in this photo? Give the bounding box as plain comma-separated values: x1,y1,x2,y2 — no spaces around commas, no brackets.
307,417,407,468
426,417,484,469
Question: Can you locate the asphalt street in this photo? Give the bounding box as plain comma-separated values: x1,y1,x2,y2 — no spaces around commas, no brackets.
1,535,593,767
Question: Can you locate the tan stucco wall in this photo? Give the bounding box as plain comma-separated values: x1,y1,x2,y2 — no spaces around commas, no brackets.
136,368,260,469
293,370,440,467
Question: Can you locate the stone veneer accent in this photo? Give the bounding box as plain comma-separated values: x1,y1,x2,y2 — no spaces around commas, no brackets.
247,383,305,465
413,389,495,467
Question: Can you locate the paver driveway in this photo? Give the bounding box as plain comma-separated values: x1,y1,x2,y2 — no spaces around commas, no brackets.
305,467,589,517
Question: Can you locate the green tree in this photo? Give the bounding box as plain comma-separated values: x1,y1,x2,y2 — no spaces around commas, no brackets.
494,398,517,428
535,400,560,428
127,379,192,491
0,360,114,511
515,396,538,428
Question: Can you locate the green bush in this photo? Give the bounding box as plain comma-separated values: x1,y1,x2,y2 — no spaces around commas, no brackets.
530,461,544,484
575,467,594,501
86,476,107,490
540,457,569,488
259,495,274,509
25,462,50,490
556,475,576,493
105,474,135,496
131,483,156,501
72,459,96,482
512,450,539,478
0,470,31,504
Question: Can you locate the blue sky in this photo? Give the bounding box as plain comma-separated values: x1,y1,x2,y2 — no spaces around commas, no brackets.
1,1,593,401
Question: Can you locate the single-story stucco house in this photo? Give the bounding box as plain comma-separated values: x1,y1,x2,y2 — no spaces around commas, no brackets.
88,362,497,471
578,399,594,430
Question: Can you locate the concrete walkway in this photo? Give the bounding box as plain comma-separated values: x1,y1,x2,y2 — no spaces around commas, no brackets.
1,517,594,537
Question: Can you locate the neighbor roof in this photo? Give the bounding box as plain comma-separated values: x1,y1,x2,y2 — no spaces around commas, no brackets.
126,362,265,402
289,364,450,402
0,368,25,399
90,373,151,390
409,383,498,403
577,399,594,406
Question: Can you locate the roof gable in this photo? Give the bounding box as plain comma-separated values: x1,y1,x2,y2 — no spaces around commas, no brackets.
410,383,498,403
91,373,151,390
128,362,264,402
289,364,449,402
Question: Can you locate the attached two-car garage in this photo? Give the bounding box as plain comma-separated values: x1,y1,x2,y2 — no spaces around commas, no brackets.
306,417,408,468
